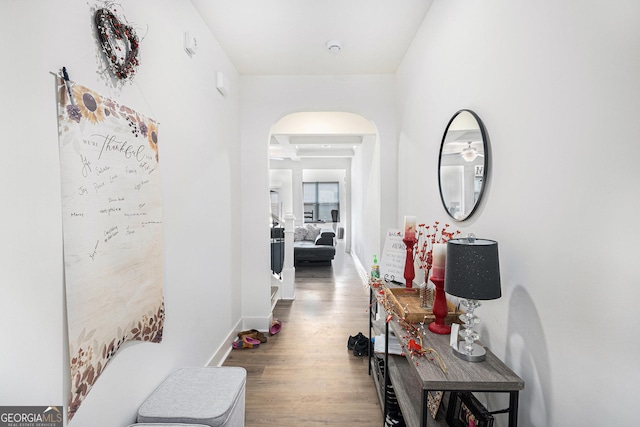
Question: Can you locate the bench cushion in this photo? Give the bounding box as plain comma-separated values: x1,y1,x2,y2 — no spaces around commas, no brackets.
137,367,246,427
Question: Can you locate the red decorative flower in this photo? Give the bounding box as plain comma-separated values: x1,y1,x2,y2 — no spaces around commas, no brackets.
413,221,461,273
407,338,421,352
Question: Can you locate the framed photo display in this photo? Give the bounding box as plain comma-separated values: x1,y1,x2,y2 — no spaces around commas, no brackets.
446,391,494,427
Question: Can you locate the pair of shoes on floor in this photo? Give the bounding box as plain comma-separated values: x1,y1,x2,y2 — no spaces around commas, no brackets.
269,319,282,335
238,329,268,343
348,332,369,357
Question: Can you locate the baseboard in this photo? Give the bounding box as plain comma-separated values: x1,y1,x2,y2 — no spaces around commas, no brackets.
351,252,369,286
205,311,275,366
240,315,273,333
206,318,243,367
270,275,282,309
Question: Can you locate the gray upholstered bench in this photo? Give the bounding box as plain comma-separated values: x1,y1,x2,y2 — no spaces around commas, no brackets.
128,424,209,427
135,367,247,427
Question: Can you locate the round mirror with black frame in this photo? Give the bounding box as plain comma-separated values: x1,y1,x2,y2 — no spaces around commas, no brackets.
438,109,488,221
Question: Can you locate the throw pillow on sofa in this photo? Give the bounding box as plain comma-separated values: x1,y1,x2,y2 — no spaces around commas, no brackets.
294,227,308,242
304,224,321,241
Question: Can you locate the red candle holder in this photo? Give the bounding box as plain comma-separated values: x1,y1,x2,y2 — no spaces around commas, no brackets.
402,236,417,289
428,275,451,334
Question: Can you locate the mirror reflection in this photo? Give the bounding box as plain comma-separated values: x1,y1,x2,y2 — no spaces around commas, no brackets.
438,110,488,221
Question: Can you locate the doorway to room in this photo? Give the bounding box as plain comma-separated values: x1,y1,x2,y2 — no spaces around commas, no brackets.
267,111,379,302
268,111,377,250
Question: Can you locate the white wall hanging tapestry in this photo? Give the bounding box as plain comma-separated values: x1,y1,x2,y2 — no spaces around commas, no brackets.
55,75,163,420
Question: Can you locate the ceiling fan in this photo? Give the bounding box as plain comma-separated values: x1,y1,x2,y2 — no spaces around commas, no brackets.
460,142,484,162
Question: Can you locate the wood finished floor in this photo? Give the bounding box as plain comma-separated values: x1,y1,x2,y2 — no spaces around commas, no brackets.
223,241,383,426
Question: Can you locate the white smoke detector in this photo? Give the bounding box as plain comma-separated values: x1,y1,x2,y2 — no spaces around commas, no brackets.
326,40,342,54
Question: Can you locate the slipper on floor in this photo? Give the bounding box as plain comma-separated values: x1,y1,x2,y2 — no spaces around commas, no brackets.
243,336,261,346
269,319,282,335
238,329,268,343
232,335,260,349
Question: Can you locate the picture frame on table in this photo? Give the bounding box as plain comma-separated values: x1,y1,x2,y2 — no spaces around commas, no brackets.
427,391,444,419
446,391,494,427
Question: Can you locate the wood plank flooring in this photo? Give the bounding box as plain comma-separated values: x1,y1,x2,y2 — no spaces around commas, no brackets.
223,241,383,426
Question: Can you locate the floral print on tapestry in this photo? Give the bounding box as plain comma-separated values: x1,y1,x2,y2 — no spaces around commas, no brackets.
56,78,164,421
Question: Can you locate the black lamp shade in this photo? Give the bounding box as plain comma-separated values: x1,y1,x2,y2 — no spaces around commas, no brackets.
444,238,501,300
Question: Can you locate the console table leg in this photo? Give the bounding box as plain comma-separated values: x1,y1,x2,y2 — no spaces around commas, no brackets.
421,390,428,427
509,391,519,427
383,320,389,427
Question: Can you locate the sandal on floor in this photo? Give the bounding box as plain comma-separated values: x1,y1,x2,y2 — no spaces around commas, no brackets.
232,335,261,349
269,319,282,335
238,329,268,343
243,336,261,347
253,330,268,343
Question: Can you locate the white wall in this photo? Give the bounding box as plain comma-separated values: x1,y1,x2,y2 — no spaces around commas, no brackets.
350,133,382,271
240,75,398,322
397,1,640,425
269,169,293,217
0,1,241,425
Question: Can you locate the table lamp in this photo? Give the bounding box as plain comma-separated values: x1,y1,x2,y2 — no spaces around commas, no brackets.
444,235,501,362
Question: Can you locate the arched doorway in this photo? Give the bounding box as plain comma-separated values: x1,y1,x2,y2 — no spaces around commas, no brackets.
268,111,378,301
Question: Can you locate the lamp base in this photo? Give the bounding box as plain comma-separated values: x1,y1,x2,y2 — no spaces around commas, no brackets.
452,342,486,362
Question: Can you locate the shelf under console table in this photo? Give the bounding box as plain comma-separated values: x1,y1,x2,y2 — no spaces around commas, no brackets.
368,285,524,427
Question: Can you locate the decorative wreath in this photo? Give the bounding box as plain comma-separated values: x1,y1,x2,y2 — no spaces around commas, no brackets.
95,7,139,80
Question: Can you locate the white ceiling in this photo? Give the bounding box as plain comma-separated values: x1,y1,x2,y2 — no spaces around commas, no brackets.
190,0,433,75
268,111,377,161
190,0,433,159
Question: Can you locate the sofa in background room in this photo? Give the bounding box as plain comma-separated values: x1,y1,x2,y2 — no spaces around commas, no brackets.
293,224,336,265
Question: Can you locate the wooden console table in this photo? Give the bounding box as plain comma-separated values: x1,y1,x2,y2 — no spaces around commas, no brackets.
369,285,524,427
